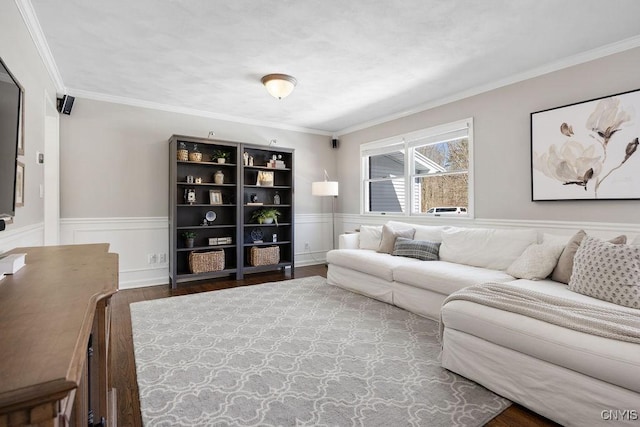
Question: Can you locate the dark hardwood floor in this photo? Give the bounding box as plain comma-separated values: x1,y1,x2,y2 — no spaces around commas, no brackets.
111,265,558,427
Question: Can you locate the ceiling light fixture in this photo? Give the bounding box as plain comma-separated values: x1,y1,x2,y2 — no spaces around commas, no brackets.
261,74,297,99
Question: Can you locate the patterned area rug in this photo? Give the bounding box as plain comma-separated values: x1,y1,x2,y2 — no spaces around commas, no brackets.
130,276,510,426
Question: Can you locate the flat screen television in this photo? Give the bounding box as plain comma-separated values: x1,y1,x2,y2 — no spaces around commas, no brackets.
0,57,22,223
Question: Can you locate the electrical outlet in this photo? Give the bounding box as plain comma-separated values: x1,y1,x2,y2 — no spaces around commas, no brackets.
304,242,310,251
147,254,157,264
159,253,167,264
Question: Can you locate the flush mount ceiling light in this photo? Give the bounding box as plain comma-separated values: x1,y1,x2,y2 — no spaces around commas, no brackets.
261,74,297,99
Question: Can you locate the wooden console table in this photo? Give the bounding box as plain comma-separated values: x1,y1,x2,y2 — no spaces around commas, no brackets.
0,244,118,427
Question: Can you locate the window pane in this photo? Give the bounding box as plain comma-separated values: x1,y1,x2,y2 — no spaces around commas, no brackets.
368,179,405,212
413,139,468,175
369,151,404,179
414,174,468,214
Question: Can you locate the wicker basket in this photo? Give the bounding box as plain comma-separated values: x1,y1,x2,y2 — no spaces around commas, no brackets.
189,250,224,273
188,152,203,162
177,149,189,161
249,246,280,266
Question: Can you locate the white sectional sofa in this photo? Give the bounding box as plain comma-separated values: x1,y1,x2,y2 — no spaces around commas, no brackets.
327,220,535,320
326,220,640,427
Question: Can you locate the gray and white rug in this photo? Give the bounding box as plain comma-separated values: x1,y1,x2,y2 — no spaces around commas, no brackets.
130,276,509,426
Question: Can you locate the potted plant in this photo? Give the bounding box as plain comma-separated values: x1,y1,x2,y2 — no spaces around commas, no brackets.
182,231,197,248
251,207,281,225
212,150,230,164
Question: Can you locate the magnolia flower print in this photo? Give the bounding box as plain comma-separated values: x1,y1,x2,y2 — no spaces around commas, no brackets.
586,98,631,152
534,95,638,198
533,140,603,189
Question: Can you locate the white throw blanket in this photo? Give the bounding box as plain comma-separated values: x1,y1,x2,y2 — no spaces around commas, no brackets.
440,282,640,344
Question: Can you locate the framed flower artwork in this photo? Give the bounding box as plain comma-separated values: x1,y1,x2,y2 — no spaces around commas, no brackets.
531,88,640,201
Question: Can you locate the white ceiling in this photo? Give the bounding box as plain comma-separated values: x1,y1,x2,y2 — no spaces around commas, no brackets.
28,0,640,134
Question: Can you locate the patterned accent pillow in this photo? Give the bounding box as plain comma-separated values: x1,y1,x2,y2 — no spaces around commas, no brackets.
392,237,441,261
506,243,565,280
551,230,627,284
377,224,416,254
569,236,640,309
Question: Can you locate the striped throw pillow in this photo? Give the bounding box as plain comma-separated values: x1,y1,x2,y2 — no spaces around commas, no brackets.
392,237,441,261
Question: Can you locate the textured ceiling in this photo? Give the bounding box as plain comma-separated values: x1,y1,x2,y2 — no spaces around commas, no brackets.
29,0,640,133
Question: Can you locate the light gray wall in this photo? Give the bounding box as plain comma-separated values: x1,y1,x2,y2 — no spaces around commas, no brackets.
59,98,335,218
338,47,640,224
0,1,57,229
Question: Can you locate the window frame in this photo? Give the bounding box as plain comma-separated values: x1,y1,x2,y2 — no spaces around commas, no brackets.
360,118,474,218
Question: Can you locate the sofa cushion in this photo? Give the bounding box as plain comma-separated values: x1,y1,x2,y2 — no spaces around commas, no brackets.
385,220,448,243
326,249,419,282
506,243,565,280
392,261,515,296
551,230,627,284
359,225,383,250
569,236,640,309
377,224,415,254
392,237,440,261
439,227,537,270
441,278,640,394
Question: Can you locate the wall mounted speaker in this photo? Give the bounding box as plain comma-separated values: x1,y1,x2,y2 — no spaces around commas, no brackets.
57,95,75,115
331,138,339,149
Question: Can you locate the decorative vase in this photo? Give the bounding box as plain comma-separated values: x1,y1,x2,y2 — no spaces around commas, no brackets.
273,192,281,205
188,144,202,162
177,142,188,161
214,170,224,184
185,238,195,248
263,218,274,224
217,158,226,164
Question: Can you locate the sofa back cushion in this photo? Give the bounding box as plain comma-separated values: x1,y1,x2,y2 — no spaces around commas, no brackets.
439,227,538,270
385,221,447,243
359,225,383,250
569,236,640,309
377,224,416,254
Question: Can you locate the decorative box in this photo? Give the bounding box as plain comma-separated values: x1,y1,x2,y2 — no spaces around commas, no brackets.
189,250,224,273
249,246,280,266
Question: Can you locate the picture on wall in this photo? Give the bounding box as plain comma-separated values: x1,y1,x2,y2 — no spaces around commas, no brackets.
15,161,24,207
531,88,640,201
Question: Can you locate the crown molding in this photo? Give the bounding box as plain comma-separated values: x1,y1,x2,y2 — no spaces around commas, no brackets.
14,0,65,94
336,35,640,137
67,88,333,136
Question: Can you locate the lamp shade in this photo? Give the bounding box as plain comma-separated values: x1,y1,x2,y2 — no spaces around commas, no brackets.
312,181,339,196
261,74,297,99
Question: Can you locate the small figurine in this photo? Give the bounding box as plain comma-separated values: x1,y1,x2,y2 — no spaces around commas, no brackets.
249,156,254,166
243,151,249,166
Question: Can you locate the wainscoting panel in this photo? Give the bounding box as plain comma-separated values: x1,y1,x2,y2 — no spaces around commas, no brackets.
337,214,640,242
0,222,44,254
60,215,333,289
60,217,169,289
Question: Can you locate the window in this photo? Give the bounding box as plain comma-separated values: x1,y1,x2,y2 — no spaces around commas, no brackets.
361,118,473,217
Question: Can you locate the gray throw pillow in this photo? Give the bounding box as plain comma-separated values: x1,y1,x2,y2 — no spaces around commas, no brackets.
392,237,441,261
377,224,416,254
551,230,626,284
569,236,640,309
